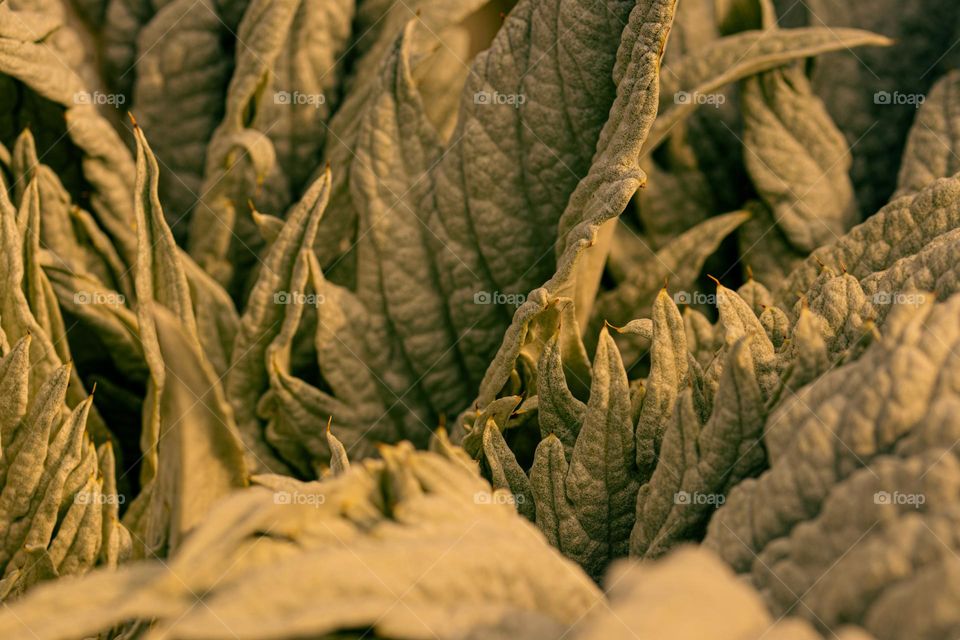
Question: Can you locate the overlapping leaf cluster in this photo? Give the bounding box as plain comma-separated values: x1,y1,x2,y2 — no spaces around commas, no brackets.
0,0,959,638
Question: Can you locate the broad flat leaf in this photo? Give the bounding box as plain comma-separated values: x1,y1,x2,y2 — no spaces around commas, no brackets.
132,0,236,236
798,0,959,212
705,294,960,617
749,451,960,640
572,547,859,640
139,304,248,556
0,443,603,640
774,173,960,311
894,70,960,199
315,0,514,285
102,0,159,97
644,26,893,155
349,22,471,417
860,227,960,328
741,65,857,253
346,0,677,427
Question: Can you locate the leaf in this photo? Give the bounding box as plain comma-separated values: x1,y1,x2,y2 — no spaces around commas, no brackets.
316,0,491,282
565,327,637,579
226,169,331,474
737,276,773,316
715,282,777,397
894,70,960,199
10,129,131,298
573,547,847,640
349,22,471,417
96,442,131,568
260,251,396,468
705,293,959,576
0,339,119,597
349,0,679,434
741,65,858,253
630,338,765,558
747,451,960,639
480,419,535,521
0,335,29,454
140,304,249,556
684,306,718,367
324,425,349,477
590,211,749,338
0,444,603,640
0,3,137,259
530,434,588,556
187,0,355,288
645,26,893,155
0,172,96,429
774,173,960,311
131,121,214,487
537,333,587,457
798,0,958,212
131,0,236,235
635,290,688,474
